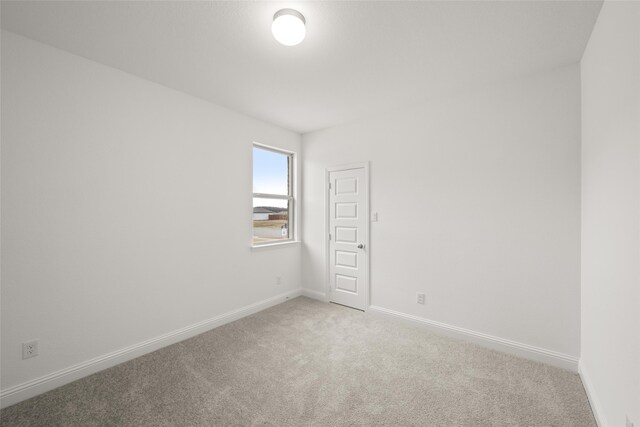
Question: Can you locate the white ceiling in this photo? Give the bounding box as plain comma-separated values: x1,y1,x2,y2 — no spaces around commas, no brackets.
1,1,602,134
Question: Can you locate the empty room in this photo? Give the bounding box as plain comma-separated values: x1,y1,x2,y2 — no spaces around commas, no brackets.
1,1,638,426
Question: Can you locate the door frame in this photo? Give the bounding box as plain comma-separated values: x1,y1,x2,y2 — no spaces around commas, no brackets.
325,162,370,311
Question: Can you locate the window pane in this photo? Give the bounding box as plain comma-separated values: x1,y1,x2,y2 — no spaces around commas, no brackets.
253,147,289,195
253,197,290,244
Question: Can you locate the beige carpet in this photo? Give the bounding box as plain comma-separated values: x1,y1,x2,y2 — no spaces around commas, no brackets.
1,297,595,426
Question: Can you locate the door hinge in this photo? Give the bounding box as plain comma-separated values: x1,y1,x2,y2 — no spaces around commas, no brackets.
328,233,332,240
328,182,332,190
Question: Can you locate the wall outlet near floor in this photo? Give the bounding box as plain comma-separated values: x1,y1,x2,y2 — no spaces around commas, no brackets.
276,276,282,285
22,340,38,359
417,292,425,304
627,416,634,427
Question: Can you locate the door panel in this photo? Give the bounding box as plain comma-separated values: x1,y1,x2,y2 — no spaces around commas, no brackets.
335,177,357,194
335,203,357,218
335,227,357,243
335,274,358,293
335,250,357,268
328,166,368,310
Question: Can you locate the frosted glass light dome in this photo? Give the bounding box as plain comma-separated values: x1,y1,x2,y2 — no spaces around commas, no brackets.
272,9,306,46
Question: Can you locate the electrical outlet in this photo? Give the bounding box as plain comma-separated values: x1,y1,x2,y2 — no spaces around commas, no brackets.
22,340,38,359
276,276,282,285
627,416,634,427
417,293,425,304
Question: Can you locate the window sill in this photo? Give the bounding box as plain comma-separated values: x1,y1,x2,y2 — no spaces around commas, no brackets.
251,240,300,250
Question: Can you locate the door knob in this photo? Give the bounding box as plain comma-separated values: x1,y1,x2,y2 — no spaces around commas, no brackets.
357,244,365,249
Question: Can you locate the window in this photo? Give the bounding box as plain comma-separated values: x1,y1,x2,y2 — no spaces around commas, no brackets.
253,144,294,245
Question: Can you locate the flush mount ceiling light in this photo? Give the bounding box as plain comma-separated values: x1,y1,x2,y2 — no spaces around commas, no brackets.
272,9,306,46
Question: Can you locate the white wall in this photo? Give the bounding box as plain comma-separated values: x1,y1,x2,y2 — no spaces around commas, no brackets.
580,2,640,426
303,64,582,361
1,31,301,397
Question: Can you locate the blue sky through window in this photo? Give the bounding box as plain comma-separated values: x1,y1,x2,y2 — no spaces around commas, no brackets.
253,147,289,208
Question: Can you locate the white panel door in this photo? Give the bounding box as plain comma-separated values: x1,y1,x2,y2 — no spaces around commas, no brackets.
328,166,368,310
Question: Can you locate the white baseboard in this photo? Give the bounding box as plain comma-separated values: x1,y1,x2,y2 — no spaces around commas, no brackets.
579,361,604,426
368,305,579,372
301,288,328,302
0,288,302,409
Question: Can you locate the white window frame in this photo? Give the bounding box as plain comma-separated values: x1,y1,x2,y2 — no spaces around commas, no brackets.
252,143,295,246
